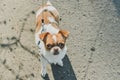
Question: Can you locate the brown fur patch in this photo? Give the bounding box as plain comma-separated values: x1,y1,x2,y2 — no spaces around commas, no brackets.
56,33,65,44
58,30,70,39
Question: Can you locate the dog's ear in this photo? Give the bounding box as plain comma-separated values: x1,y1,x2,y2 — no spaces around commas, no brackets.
58,30,70,39
39,32,49,41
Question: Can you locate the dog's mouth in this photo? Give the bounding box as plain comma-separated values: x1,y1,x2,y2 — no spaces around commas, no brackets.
53,52,59,55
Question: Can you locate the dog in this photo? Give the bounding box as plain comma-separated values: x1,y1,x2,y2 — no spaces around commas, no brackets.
35,0,69,77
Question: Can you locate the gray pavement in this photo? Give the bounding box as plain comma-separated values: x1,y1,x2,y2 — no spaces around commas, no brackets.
0,0,120,80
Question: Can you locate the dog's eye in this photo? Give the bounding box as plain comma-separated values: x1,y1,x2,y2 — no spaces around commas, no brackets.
46,44,53,49
58,43,64,49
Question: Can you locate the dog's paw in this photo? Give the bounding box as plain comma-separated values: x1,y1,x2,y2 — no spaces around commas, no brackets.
57,60,63,67
41,72,47,78
41,73,49,79
41,69,47,77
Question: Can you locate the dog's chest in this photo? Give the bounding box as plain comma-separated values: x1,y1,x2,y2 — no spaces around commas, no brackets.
43,51,66,64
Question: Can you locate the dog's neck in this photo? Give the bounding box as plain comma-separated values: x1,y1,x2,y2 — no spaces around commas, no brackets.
41,23,59,34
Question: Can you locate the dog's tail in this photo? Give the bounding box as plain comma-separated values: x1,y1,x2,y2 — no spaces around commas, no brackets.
46,0,52,6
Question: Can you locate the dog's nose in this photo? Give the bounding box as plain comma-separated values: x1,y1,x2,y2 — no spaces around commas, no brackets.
54,49,58,52
54,49,59,55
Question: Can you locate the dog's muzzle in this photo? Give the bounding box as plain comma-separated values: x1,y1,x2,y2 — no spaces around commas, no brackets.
53,49,59,55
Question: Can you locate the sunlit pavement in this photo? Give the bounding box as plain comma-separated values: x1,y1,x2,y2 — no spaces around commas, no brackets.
0,0,120,80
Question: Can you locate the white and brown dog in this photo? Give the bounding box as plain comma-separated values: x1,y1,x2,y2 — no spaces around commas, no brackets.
35,0,69,77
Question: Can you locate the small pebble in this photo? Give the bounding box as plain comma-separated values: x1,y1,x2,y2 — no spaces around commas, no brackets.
7,37,9,40
31,73,35,77
9,19,11,22
88,60,93,63
60,18,62,21
16,75,19,79
19,78,23,80
11,27,14,30
24,18,27,21
11,36,16,40
31,10,35,14
90,47,95,51
117,72,120,75
13,8,16,10
9,69,12,71
3,20,6,24
83,14,86,16
30,29,34,32
3,4,6,6
3,59,6,64
9,47,13,52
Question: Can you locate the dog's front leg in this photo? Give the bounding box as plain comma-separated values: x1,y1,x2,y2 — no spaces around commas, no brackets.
41,56,48,77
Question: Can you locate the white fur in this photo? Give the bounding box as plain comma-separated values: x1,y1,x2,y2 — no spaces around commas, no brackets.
36,5,58,18
48,17,57,23
35,0,67,77
36,34,67,77
42,46,67,64
52,35,57,42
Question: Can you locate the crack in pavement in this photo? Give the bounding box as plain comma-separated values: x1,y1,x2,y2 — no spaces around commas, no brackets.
83,17,105,80
0,11,39,59
0,11,40,79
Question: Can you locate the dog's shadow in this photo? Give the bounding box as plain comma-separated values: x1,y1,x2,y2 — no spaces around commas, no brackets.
43,55,77,80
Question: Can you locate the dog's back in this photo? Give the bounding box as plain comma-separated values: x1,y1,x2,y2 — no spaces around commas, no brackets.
35,1,59,33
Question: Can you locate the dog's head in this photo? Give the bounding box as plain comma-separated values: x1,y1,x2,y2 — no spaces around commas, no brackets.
39,30,69,55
